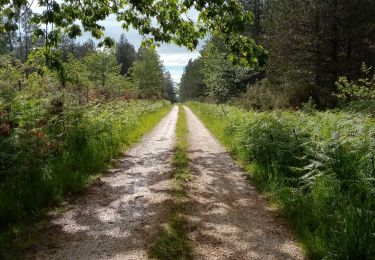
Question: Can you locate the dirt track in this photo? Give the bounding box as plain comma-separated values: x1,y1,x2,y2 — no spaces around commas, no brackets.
184,106,304,259
26,105,304,259
26,106,178,260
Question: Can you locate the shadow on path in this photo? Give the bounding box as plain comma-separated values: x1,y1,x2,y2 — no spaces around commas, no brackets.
184,106,304,260
25,107,179,260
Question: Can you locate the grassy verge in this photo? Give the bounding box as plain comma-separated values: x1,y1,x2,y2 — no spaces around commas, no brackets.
188,102,375,260
0,100,172,259
149,105,193,260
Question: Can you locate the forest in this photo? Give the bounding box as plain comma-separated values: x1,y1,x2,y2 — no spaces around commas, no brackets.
1,0,375,259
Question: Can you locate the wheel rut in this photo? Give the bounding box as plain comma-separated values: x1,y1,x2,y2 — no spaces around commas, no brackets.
26,106,178,260
26,105,304,260
183,106,304,260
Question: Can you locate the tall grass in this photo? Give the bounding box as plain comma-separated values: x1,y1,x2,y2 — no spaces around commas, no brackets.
0,100,171,250
188,102,375,259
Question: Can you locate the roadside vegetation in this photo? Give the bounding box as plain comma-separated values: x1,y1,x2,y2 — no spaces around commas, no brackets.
0,97,171,253
189,102,375,259
150,106,193,260
1,30,176,258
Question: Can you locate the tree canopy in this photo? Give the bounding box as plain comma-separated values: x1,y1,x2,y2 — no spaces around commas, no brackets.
201,38,251,103
162,71,177,103
131,47,164,98
0,0,267,68
179,58,205,102
116,34,136,76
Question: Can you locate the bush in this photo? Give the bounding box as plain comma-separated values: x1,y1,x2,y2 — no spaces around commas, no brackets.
0,99,171,228
336,63,375,101
336,63,375,116
238,112,306,174
231,80,290,110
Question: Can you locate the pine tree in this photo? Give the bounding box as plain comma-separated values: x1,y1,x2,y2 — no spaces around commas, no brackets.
263,0,375,107
131,47,164,98
115,34,136,76
162,71,177,103
179,58,205,101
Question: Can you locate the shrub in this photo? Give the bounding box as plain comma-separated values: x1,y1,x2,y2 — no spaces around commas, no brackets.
231,80,289,110
0,100,171,227
336,63,375,101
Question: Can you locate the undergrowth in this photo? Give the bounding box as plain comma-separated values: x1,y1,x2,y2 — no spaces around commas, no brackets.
188,102,375,260
0,100,171,258
149,105,193,260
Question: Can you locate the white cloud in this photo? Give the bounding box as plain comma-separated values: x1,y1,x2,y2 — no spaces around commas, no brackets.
160,50,201,83
159,51,200,67
165,65,187,83
169,71,183,83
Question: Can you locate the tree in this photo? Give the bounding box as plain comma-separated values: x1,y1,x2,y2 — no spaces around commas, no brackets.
75,39,96,58
162,71,177,103
0,32,13,55
201,38,251,103
59,35,78,61
84,50,123,98
240,0,265,42
179,58,205,101
0,15,17,54
116,34,135,76
59,37,96,61
64,55,93,103
131,47,164,98
14,7,37,62
263,0,375,107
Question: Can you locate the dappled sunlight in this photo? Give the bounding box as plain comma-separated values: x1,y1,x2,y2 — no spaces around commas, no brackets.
184,106,304,259
25,107,179,259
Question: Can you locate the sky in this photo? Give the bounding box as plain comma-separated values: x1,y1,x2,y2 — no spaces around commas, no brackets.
79,14,204,83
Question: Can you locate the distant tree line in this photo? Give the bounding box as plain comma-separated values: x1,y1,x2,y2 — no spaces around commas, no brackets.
0,14,177,103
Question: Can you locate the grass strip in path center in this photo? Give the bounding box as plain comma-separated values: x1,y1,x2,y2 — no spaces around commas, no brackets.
149,105,193,260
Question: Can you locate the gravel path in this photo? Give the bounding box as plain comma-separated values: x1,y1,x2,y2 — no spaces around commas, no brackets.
26,105,304,260
26,106,178,260
184,106,304,260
